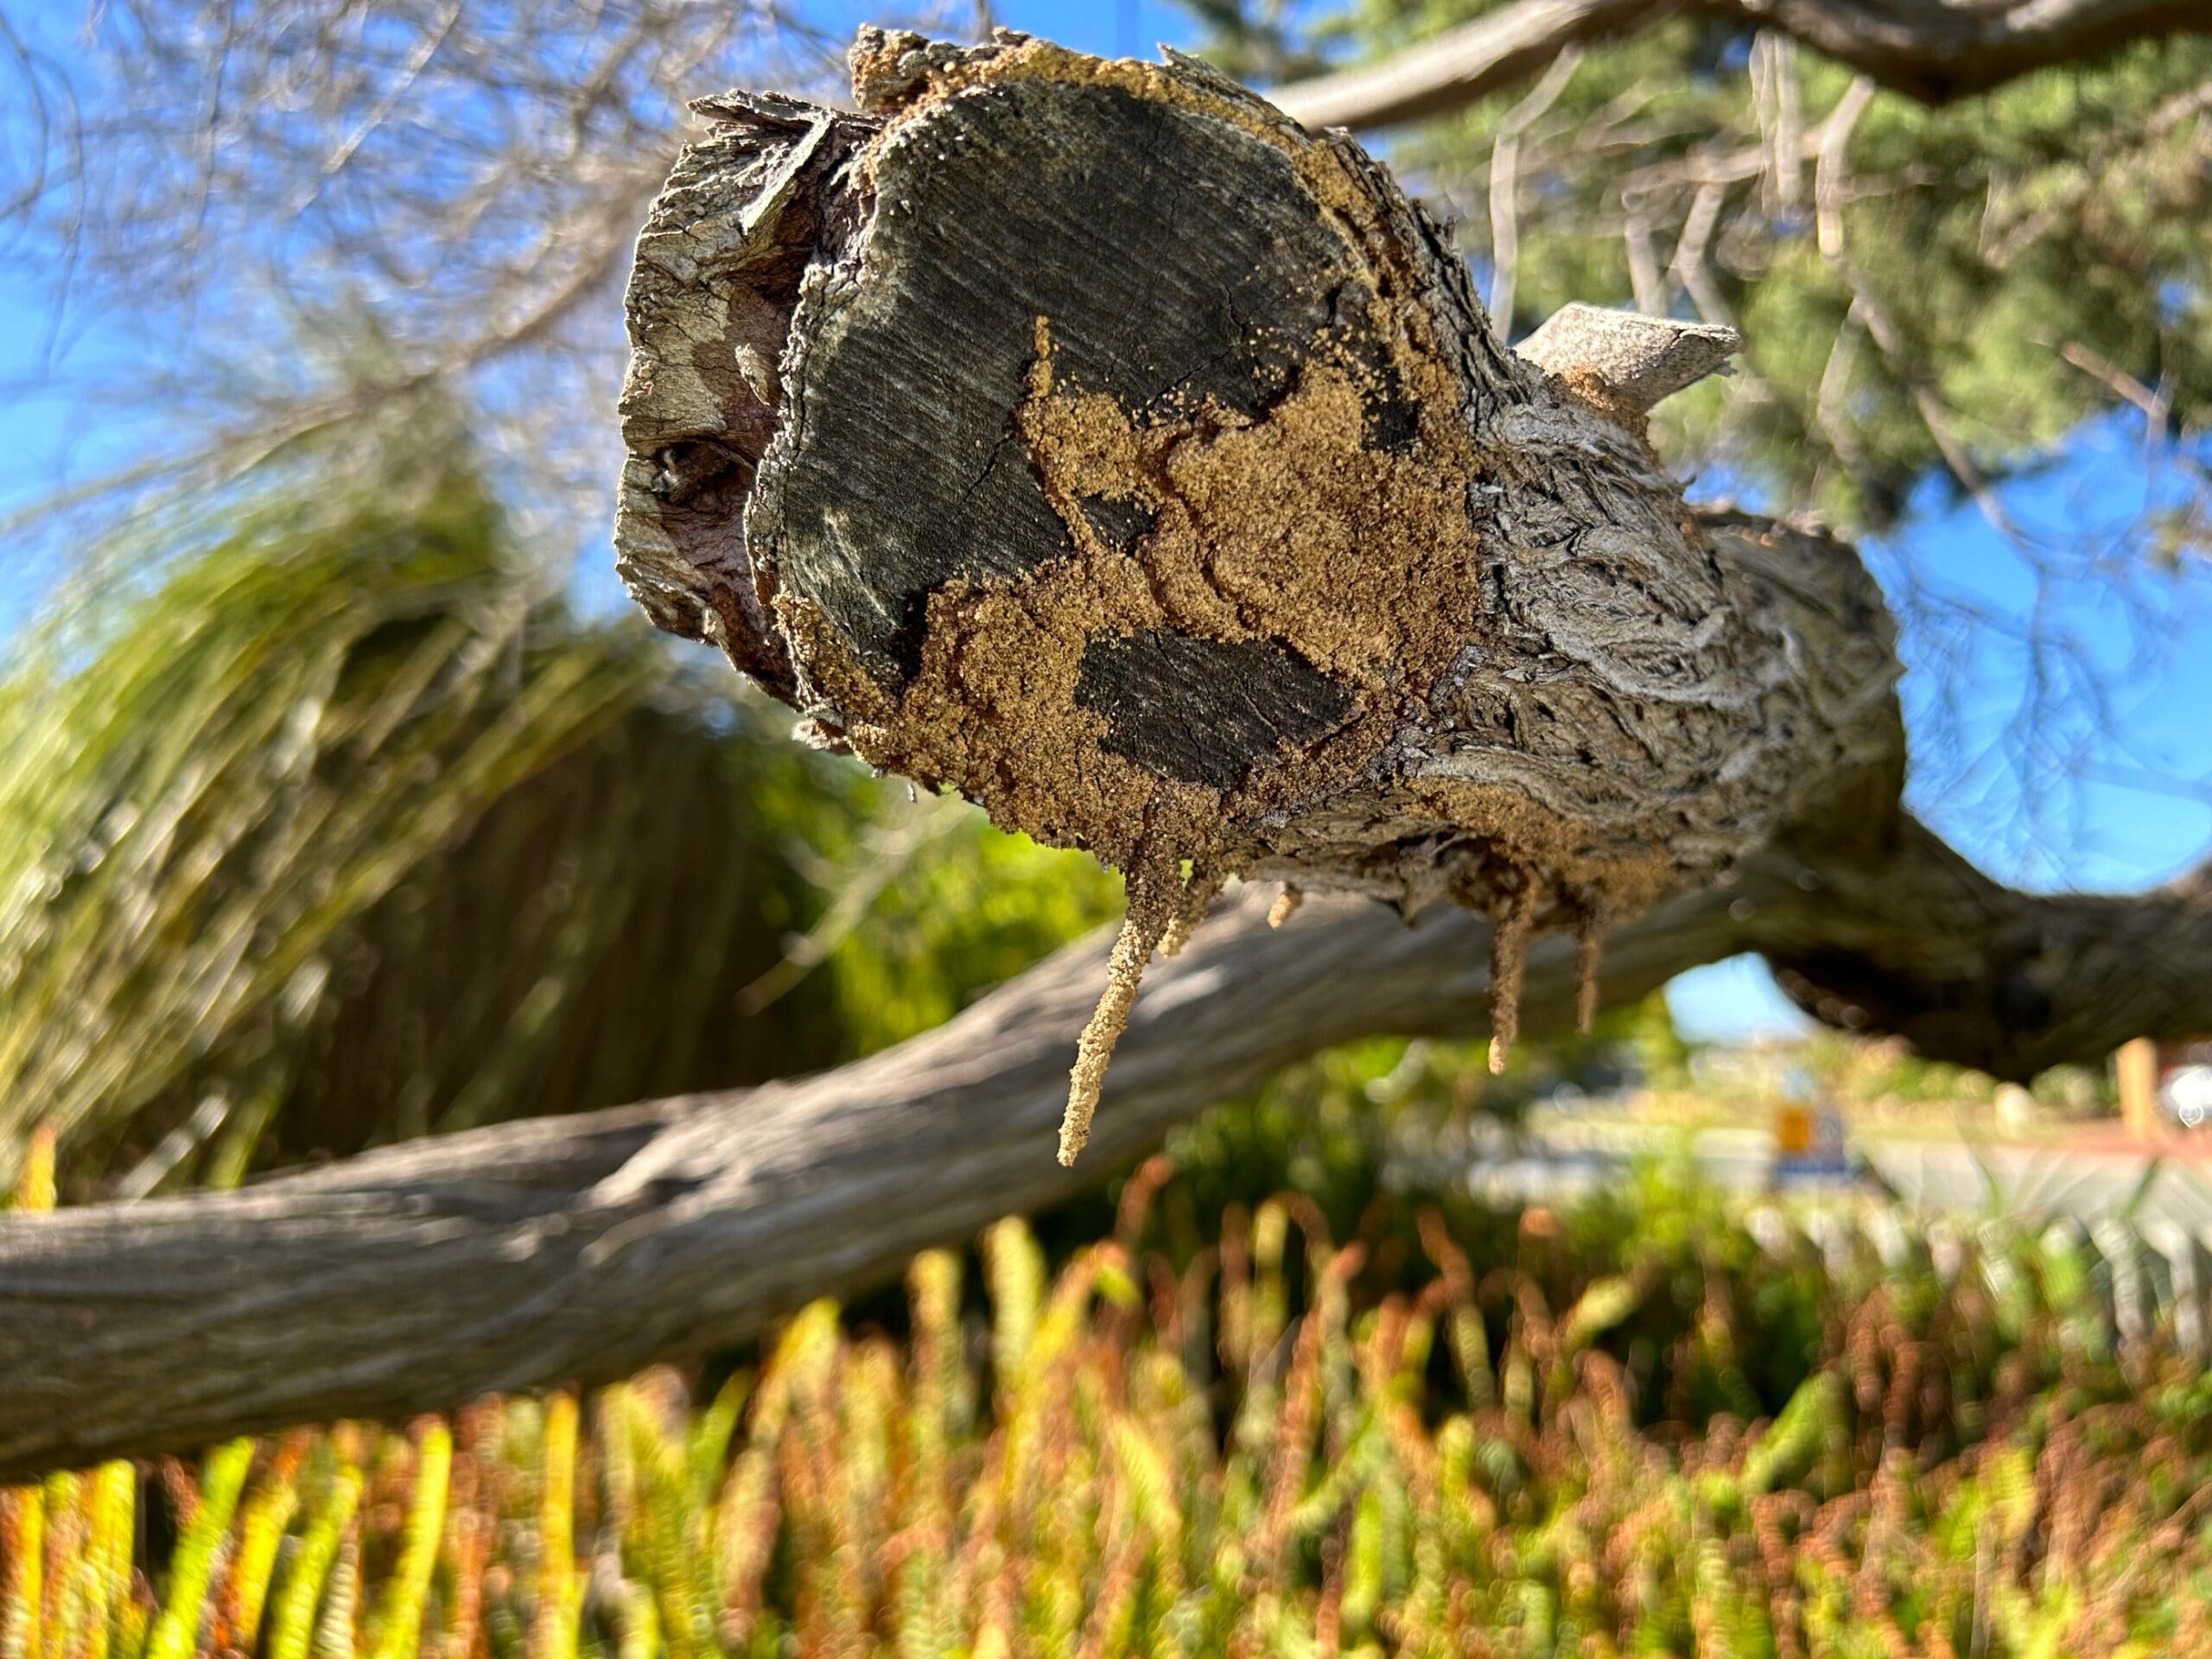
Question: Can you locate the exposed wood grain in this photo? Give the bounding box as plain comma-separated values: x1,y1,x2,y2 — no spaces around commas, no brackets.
616,32,1914,1161
8,488,2208,1475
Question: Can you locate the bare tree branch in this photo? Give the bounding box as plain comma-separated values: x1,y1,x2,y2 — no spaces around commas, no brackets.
1486,47,1584,327
1756,0,2212,105
5,794,2209,1478
1758,816,2212,1074
1271,0,2212,134
1271,0,1662,133
0,0,849,534
0,879,1738,1478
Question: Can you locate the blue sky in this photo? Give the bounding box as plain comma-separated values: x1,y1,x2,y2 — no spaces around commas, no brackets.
4,0,2209,1046
978,2,1190,56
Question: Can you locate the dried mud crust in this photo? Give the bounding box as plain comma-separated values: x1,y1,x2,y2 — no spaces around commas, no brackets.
761,35,1503,861
839,322,1491,880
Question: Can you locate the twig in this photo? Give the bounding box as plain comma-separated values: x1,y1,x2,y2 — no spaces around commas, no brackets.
1487,48,1584,330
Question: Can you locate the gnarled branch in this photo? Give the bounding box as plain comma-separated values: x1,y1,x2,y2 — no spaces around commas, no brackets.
613,34,1889,1154
1271,0,2212,133
4,808,2208,1478
0,880,1743,1478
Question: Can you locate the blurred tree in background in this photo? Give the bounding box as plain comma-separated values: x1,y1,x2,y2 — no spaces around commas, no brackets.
0,405,1116,1192
9,3,2207,585
1306,3,2212,540
1233,1,2212,855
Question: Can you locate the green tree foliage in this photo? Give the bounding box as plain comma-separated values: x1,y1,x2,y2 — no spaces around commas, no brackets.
1263,3,2212,546
1176,0,1334,82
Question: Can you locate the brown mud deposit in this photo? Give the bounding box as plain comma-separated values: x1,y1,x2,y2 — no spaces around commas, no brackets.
823,314,1495,1167
812,310,1491,1160
790,42,1535,1160
1402,780,1668,1060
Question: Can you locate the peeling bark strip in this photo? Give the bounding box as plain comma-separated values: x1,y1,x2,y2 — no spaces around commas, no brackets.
616,32,1897,1156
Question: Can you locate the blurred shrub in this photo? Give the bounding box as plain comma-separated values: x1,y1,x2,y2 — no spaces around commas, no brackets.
0,421,1114,1192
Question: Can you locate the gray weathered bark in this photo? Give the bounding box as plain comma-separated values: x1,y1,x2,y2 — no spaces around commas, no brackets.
3,31,2209,1478
0,878,1744,1478
615,35,1879,926
5,791,2209,1478
1270,0,2212,133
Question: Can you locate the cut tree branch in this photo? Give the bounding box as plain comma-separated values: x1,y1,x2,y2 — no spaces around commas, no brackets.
1271,0,2212,132
615,32,1885,1155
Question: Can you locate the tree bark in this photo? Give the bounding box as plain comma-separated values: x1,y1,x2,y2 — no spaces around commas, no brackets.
0,880,1741,1478
613,34,1906,1157
616,38,1874,926
3,32,2209,1478
1269,0,2212,133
